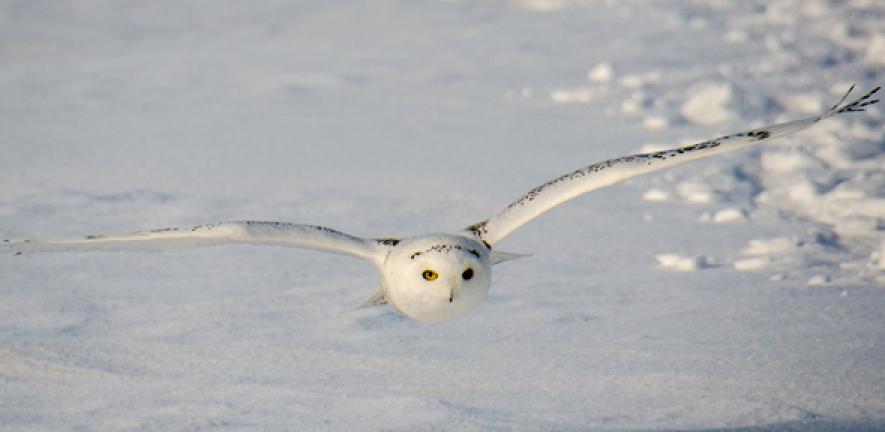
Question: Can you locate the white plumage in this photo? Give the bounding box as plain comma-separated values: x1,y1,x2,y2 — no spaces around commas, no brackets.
4,86,880,323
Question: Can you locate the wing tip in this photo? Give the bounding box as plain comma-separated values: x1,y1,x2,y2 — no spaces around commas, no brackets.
823,84,881,119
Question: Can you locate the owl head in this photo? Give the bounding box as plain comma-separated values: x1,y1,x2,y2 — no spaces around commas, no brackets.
381,234,491,323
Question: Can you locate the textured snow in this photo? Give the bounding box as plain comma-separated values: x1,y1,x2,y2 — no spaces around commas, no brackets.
865,34,885,66
677,181,717,204
550,86,597,104
1,1,884,431
734,257,770,272
680,82,735,125
698,208,747,224
642,188,671,202
741,238,797,257
587,62,614,83
807,274,831,286
655,254,712,272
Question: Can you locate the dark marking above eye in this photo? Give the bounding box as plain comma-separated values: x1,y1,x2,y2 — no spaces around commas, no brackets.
376,238,400,246
409,244,482,260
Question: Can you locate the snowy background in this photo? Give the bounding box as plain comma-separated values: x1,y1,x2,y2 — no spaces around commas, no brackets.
1,0,884,430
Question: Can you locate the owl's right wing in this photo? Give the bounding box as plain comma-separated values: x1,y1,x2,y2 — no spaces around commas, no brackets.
463,85,880,248
4,221,392,265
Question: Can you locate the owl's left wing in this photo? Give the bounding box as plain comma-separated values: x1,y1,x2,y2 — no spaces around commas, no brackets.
464,85,880,248
5,221,390,264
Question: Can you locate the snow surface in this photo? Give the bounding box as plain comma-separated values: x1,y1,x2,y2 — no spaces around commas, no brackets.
1,0,884,430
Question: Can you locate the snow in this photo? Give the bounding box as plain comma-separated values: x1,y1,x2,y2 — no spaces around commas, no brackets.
711,208,747,224
676,181,717,204
587,62,613,83
642,115,669,130
865,34,885,66
1,0,884,430
741,238,797,257
655,254,712,272
807,274,831,286
680,82,735,125
734,257,770,272
777,92,824,115
641,188,670,202
549,87,596,104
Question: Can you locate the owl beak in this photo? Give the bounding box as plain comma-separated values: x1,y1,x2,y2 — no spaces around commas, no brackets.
446,279,458,303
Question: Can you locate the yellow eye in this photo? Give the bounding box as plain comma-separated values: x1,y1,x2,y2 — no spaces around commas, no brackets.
422,270,438,281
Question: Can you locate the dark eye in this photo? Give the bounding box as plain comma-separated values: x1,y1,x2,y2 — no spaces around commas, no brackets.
461,268,474,280
422,270,438,281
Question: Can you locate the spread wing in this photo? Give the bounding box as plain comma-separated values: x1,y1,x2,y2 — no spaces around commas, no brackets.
464,85,880,247
4,221,390,264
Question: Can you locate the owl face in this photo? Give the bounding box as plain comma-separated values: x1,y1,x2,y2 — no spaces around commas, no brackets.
382,235,491,323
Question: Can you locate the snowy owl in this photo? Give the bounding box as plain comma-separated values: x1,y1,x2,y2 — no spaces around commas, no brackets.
4,86,880,323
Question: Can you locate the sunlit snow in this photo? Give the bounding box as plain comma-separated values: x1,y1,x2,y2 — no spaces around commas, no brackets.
1,1,883,430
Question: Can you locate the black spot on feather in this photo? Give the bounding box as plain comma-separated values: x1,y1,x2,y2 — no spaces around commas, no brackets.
150,227,178,233
747,130,770,140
